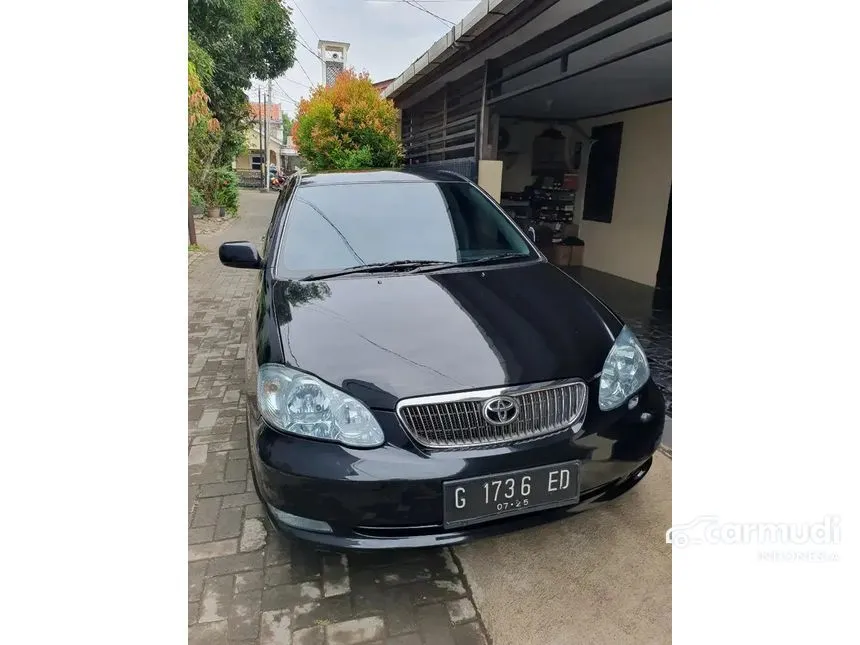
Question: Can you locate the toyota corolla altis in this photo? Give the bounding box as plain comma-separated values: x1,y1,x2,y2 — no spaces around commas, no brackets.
218,169,665,550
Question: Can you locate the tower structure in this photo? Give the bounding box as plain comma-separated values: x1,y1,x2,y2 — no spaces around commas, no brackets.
318,40,350,86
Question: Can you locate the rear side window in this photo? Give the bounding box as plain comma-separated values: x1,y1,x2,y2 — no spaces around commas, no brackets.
275,180,535,276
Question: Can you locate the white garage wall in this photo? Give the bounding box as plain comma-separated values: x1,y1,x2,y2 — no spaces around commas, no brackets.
498,102,671,286
576,101,672,286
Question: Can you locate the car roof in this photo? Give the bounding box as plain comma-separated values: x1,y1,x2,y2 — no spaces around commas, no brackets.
297,168,470,187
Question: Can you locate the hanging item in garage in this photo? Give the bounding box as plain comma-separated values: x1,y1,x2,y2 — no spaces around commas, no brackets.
531,127,566,176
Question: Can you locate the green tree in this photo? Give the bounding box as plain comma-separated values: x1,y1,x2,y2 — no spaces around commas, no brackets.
293,69,401,171
189,0,298,163
282,113,292,141
188,36,214,88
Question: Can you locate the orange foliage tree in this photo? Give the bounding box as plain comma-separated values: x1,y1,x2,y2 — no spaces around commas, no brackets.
188,59,222,196
292,69,401,171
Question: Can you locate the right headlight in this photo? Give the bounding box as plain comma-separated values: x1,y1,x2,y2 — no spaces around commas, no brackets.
257,364,385,448
598,326,650,411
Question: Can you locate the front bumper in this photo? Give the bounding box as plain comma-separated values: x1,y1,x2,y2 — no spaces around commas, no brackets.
248,380,665,550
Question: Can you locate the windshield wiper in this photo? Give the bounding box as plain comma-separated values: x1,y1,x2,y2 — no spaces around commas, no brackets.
302,260,455,281
409,253,531,274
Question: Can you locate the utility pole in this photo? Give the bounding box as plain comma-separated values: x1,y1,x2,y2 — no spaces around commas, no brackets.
264,79,272,192
258,86,265,191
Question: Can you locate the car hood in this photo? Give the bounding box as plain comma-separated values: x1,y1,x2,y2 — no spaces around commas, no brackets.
271,262,621,409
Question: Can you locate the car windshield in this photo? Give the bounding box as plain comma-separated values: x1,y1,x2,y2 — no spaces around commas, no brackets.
274,180,538,278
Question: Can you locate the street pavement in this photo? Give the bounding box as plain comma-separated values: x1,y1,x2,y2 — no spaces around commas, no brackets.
188,190,671,645
454,453,671,645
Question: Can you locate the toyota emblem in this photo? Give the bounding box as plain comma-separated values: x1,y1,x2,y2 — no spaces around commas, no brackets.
482,395,519,426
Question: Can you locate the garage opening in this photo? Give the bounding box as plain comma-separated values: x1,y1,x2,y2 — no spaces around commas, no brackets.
482,0,673,411
487,3,671,285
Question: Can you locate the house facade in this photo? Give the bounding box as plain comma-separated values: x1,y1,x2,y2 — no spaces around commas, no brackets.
383,0,671,293
281,135,301,173
234,102,284,186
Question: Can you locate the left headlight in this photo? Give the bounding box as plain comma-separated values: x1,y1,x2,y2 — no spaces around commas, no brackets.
598,326,650,411
257,364,385,448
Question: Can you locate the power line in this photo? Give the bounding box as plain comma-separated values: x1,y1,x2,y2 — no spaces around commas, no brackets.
268,89,294,105
288,1,320,41
248,84,291,109
295,58,316,87
296,35,323,62
403,0,455,26
281,6,322,86
278,75,311,90
297,33,319,56
273,81,299,105
269,91,293,106
280,0,323,86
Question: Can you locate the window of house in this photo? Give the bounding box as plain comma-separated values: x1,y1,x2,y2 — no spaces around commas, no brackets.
583,122,624,223
251,155,263,171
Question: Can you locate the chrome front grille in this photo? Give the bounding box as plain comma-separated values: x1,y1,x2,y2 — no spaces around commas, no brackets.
395,379,588,449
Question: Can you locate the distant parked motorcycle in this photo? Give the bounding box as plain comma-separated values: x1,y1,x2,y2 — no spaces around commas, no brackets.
270,173,287,190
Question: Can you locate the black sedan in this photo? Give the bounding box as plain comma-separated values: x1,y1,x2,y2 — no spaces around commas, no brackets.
219,169,664,550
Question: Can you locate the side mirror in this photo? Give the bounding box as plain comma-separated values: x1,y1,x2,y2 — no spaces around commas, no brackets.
527,226,536,243
219,242,262,269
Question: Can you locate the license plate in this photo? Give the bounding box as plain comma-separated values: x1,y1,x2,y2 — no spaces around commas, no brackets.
443,461,580,528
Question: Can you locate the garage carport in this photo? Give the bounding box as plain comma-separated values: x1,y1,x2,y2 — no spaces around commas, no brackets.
386,0,672,293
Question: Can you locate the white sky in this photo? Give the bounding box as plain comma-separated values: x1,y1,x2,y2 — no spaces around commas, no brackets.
247,0,481,118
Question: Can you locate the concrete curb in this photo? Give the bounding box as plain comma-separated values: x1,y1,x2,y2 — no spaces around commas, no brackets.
660,416,672,459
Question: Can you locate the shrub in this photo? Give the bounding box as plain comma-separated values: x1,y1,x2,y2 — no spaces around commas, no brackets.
190,186,205,208
292,69,401,171
212,167,239,215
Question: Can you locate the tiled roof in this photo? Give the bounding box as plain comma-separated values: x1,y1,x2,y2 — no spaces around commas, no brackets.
372,78,395,93
249,102,282,121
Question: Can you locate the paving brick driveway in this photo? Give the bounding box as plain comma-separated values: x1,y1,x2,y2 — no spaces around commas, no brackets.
189,191,489,645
